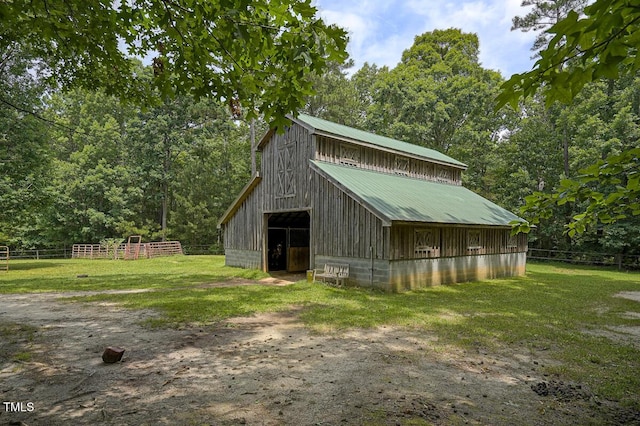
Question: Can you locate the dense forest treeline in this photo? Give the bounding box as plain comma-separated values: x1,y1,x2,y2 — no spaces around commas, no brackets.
1,58,265,249
2,26,639,256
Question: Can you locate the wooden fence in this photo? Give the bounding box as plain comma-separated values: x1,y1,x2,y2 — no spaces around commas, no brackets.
2,245,220,260
72,241,184,260
527,248,640,270
71,244,113,259
146,241,183,258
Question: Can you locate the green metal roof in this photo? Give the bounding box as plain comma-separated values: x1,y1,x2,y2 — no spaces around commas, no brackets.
294,114,467,169
311,161,522,226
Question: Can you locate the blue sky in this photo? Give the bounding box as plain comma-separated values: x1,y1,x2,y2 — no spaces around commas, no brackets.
313,0,539,78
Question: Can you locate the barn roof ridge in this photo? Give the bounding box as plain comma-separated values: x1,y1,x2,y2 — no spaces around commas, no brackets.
293,114,468,169
310,160,522,227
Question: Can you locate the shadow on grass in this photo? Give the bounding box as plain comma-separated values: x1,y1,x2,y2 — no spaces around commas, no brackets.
11,262,640,410
6,261,66,271
0,273,260,293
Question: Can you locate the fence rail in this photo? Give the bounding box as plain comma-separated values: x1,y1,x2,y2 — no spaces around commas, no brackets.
6,245,223,260
527,248,640,270
8,248,73,260
71,244,113,259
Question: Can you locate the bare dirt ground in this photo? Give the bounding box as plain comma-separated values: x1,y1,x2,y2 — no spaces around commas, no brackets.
1,281,639,426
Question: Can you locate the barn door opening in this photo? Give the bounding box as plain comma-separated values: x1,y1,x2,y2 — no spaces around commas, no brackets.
267,211,310,272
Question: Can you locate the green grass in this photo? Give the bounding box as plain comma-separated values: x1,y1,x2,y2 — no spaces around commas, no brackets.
0,255,268,293
1,257,639,407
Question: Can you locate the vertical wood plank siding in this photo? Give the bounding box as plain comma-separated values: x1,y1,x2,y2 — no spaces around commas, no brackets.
223,188,262,251
315,136,462,185
261,125,314,212
390,225,528,260
311,171,389,260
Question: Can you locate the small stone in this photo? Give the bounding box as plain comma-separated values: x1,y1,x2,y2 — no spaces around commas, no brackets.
102,346,125,363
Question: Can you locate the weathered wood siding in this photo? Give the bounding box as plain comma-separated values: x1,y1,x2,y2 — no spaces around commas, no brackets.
311,170,390,261
261,124,315,212
223,185,263,252
315,136,462,185
390,225,528,260
223,123,316,270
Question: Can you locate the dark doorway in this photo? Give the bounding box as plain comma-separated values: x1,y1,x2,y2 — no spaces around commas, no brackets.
268,228,287,271
267,211,310,272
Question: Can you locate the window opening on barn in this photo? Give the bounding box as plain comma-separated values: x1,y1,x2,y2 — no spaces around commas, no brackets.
467,230,482,250
437,166,453,183
276,140,296,198
339,143,360,167
507,233,519,248
414,228,437,258
395,156,410,176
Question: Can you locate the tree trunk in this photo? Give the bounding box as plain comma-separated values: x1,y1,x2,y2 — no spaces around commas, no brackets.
162,134,171,242
161,186,168,242
563,126,570,177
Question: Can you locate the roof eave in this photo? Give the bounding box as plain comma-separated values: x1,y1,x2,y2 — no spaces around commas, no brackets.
256,129,274,151
256,114,317,151
217,174,262,227
390,220,516,228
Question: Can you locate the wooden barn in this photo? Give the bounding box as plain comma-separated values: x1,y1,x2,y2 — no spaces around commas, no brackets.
218,114,527,291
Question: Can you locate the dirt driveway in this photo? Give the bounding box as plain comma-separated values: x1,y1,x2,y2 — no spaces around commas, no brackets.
1,285,639,425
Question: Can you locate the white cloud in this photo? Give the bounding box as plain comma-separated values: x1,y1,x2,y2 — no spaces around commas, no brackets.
320,10,375,61
315,0,539,77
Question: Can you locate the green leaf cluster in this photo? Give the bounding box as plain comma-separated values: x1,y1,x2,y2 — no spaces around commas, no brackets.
0,0,348,127
516,147,640,237
498,0,640,110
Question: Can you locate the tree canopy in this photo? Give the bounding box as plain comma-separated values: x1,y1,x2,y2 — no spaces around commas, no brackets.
499,0,640,236
511,0,589,55
0,0,348,127
499,0,640,109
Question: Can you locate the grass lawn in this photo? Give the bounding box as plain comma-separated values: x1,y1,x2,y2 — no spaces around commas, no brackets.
0,255,268,293
1,256,639,408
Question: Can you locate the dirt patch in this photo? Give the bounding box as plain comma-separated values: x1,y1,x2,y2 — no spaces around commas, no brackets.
589,292,640,349
198,274,306,289
0,289,638,425
616,292,640,303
